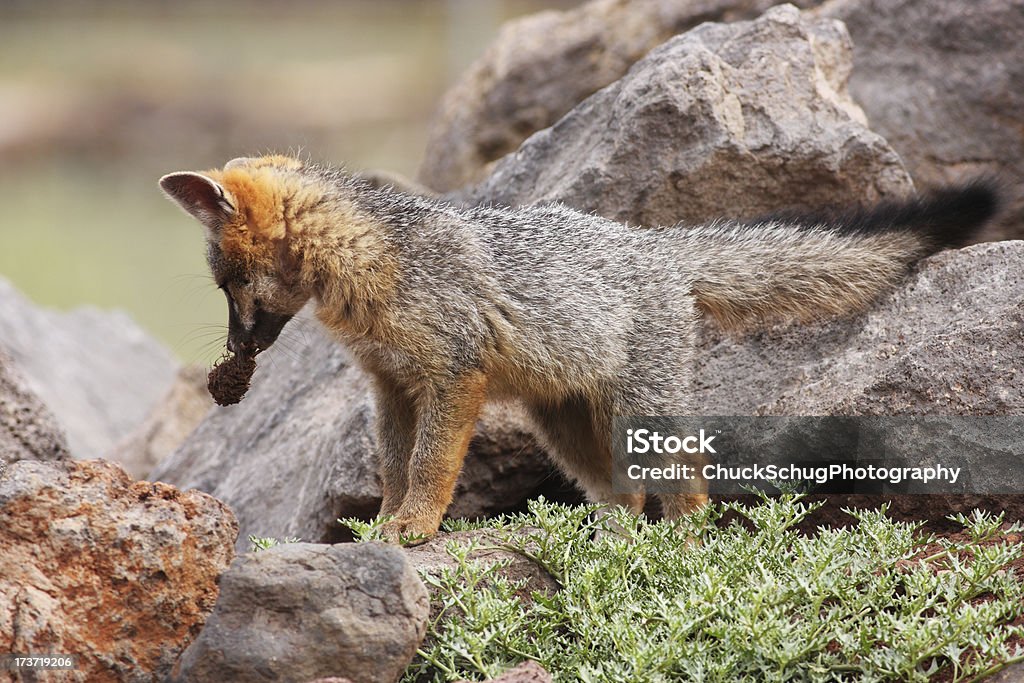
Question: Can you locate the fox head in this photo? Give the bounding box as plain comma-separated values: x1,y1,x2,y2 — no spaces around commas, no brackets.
159,155,310,356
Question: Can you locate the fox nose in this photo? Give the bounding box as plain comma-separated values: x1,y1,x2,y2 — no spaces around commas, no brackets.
227,335,257,356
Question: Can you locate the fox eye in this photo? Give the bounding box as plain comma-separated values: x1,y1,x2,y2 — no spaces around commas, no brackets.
253,297,263,309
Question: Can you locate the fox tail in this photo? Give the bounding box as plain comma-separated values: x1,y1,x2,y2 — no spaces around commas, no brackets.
684,182,999,330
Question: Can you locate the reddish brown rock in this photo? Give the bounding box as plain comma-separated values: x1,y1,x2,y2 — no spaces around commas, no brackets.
0,459,237,683
456,661,553,683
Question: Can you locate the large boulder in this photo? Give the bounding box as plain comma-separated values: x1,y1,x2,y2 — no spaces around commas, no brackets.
0,349,70,464
0,277,178,460
151,317,568,552
455,4,913,227
698,241,1024,526
0,459,237,683
427,0,1024,240
818,0,1024,241
171,542,428,683
419,0,826,192
695,241,1024,415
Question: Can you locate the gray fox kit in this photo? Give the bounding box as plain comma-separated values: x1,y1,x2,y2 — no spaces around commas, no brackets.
159,155,997,543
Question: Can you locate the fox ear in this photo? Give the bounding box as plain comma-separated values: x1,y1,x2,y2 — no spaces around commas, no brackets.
224,157,253,170
159,172,235,229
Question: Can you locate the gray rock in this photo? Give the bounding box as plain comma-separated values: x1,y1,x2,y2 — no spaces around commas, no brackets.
151,315,561,552
428,0,1024,241
455,4,913,227
818,0,1024,241
695,241,1024,416
112,364,213,479
171,542,428,683
698,241,1024,521
0,459,237,683
0,277,178,460
0,348,70,464
419,0,825,193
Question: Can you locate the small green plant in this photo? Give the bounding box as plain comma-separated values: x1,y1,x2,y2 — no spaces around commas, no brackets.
339,514,431,546
247,534,301,552
339,514,394,542
393,496,1024,682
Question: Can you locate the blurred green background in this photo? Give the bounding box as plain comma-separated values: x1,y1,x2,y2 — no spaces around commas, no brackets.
0,0,572,363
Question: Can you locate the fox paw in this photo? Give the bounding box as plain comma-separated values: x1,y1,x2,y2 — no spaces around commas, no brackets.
377,517,439,546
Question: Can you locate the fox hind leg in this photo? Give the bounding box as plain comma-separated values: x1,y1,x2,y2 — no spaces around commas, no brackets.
609,311,709,521
527,396,646,515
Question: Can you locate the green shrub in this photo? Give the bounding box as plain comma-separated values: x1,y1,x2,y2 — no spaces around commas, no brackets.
370,496,1024,682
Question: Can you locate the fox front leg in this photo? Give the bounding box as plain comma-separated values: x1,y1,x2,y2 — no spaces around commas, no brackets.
372,378,418,518
377,371,487,545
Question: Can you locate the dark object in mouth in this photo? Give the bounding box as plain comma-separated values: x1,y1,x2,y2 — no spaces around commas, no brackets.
207,353,257,406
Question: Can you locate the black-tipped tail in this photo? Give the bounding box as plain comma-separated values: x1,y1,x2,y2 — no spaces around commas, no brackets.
688,180,1001,330
850,180,999,249
765,180,1001,251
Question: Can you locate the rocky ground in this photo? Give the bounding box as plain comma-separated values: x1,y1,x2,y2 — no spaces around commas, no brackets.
2,1,1023,681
